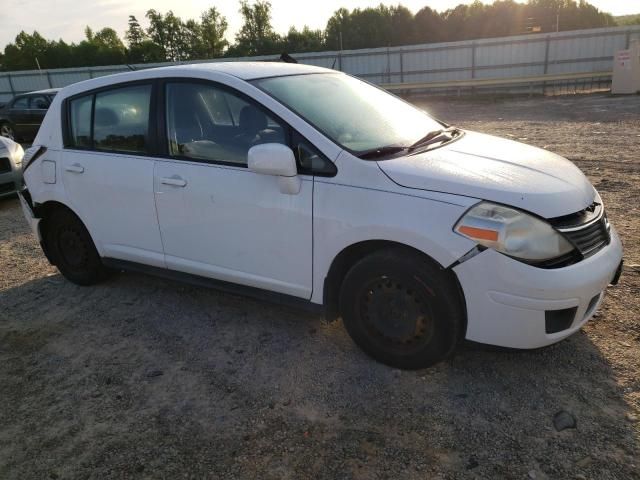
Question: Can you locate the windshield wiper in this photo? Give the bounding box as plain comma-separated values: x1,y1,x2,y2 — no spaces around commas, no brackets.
357,145,408,160
408,126,460,152
357,127,462,160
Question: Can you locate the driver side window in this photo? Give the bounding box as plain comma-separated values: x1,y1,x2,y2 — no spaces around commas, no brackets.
165,82,286,165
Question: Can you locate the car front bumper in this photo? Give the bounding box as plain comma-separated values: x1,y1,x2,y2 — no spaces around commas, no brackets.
17,188,42,241
0,167,22,198
453,226,623,349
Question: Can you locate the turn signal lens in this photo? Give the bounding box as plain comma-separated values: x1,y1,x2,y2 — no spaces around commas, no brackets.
457,225,499,242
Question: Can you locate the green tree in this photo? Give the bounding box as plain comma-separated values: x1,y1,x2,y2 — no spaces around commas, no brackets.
126,15,163,63
125,15,146,48
201,7,229,58
145,9,184,61
4,30,49,70
281,26,325,53
230,0,281,56
325,8,351,50
74,26,127,66
414,6,444,43
615,14,640,26
326,5,417,50
182,19,206,59
389,5,416,46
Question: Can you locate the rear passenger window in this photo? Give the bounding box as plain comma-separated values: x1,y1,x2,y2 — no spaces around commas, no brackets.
29,95,49,109
12,97,28,109
94,85,151,153
69,95,92,148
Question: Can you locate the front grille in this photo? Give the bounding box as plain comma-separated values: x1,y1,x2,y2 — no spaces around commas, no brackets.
0,181,15,194
561,216,610,258
550,201,601,229
550,204,611,260
0,157,10,174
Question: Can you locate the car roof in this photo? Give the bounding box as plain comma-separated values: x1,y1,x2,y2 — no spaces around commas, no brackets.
23,88,61,96
152,61,333,80
56,62,338,100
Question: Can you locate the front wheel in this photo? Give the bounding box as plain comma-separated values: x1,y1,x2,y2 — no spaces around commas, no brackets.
44,209,110,286
339,248,465,369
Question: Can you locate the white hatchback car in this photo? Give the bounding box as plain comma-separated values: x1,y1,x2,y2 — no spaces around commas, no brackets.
19,62,623,369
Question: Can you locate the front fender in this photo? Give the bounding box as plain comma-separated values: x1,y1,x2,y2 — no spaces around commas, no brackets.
310,180,476,304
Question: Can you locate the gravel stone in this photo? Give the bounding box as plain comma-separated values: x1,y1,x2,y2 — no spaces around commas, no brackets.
553,411,577,431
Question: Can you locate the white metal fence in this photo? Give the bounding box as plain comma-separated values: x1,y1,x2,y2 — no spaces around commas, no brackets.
1,25,639,102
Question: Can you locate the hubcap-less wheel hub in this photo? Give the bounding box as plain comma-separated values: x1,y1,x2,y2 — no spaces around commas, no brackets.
58,229,88,268
360,277,433,346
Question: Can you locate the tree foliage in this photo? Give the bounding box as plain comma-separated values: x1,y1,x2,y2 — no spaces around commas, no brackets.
615,14,640,26
201,7,229,58
228,1,281,56
0,0,621,71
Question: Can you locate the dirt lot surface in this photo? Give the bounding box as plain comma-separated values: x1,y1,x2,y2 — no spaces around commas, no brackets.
1,93,638,479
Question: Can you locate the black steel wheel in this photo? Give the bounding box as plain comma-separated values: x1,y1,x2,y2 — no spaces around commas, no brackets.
45,208,110,285
339,248,465,369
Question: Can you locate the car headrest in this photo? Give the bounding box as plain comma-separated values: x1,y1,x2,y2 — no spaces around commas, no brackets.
238,105,267,133
94,107,119,127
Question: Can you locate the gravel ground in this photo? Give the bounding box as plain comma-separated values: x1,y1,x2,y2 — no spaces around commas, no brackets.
0,93,638,479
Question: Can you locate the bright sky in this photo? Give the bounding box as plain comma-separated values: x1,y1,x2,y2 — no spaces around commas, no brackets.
0,0,637,48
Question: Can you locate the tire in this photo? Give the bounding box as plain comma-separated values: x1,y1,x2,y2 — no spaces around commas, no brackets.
44,208,110,286
339,248,465,369
0,122,15,141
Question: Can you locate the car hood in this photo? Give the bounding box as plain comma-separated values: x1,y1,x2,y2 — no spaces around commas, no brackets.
378,131,595,218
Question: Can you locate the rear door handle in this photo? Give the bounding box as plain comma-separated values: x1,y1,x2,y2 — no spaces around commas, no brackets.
160,176,187,187
65,163,84,174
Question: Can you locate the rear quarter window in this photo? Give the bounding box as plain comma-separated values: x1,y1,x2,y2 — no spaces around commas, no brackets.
69,95,92,148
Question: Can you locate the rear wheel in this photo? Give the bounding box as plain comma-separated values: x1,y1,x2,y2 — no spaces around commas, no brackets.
339,248,465,369
44,209,110,285
0,123,15,141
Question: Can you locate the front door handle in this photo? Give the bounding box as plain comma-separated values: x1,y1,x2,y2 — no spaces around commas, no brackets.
65,163,84,174
160,176,187,187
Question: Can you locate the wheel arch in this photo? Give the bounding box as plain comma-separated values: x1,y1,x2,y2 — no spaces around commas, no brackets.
322,240,467,335
35,200,97,263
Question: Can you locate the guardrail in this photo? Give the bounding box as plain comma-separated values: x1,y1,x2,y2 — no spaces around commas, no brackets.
381,71,613,95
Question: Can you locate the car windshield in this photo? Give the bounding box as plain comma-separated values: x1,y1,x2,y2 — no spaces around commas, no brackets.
253,73,444,155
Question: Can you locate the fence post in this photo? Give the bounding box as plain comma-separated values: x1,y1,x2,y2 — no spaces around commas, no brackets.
400,51,404,84
87,68,93,79
386,47,391,83
543,35,551,74
543,35,551,95
45,70,53,88
471,42,476,79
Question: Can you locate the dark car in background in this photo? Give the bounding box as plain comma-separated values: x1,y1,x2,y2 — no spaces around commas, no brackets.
0,88,59,143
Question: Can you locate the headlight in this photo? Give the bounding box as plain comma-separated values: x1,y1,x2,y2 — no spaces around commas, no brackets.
454,202,574,262
11,141,23,166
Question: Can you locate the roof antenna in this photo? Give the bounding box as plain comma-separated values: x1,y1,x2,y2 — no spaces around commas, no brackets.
280,52,298,64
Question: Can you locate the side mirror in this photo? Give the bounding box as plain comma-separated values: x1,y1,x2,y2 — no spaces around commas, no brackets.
248,143,300,194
